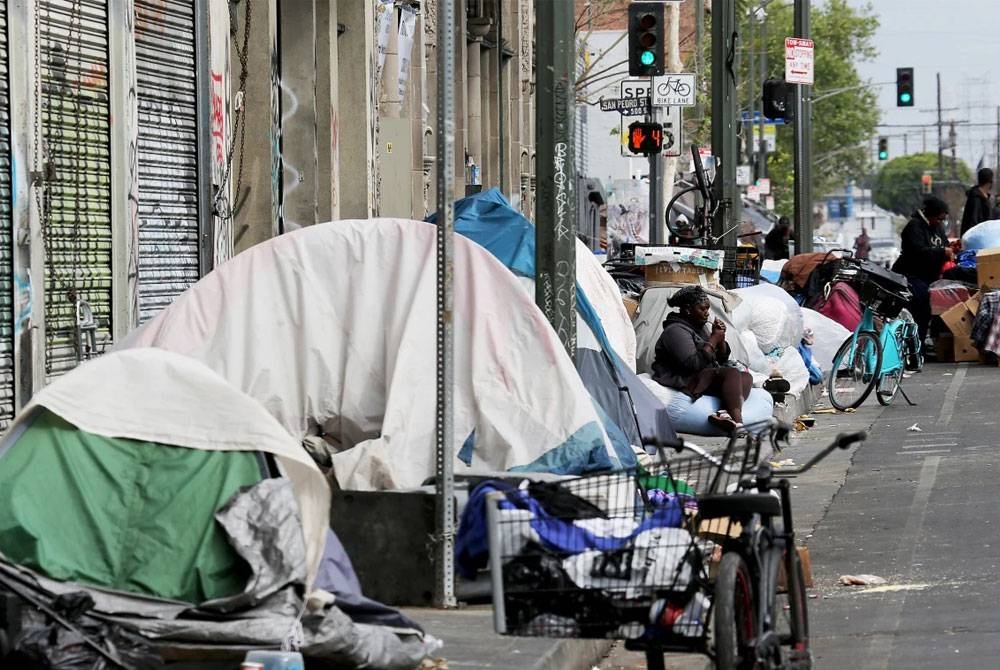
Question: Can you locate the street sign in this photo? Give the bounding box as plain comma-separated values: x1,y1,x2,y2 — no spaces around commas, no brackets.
763,125,776,153
740,110,785,126
652,73,696,107
765,196,775,210
600,96,651,116
736,165,752,187
621,79,652,100
785,37,814,85
746,185,761,202
757,178,771,195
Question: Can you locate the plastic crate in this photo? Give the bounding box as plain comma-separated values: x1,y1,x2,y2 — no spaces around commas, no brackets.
719,247,762,290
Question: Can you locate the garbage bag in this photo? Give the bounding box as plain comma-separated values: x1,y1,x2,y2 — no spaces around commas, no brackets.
4,591,163,670
732,284,804,352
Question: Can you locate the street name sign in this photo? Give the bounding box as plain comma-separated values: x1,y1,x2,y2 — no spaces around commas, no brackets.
600,96,651,116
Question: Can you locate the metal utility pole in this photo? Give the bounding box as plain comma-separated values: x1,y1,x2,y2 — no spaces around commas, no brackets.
711,0,739,247
747,13,756,167
695,0,704,117
433,0,456,610
758,10,768,180
649,107,663,244
937,72,944,176
535,0,577,359
793,0,813,253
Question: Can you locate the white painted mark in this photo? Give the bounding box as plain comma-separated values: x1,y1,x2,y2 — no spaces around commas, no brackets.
900,443,957,448
895,449,952,455
937,366,967,426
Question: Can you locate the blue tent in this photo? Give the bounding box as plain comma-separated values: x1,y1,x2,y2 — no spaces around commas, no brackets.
428,189,677,465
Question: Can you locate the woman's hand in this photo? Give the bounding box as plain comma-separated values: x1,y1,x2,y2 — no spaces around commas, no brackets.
709,318,727,344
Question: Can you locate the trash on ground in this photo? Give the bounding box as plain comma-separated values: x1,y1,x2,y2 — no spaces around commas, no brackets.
908,424,923,432
771,458,796,468
839,574,887,586
813,408,839,415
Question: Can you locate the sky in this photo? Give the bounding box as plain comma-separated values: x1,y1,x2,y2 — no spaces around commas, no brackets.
846,0,1000,173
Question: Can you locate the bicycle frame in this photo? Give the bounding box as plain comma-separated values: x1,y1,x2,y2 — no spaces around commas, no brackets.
841,306,917,401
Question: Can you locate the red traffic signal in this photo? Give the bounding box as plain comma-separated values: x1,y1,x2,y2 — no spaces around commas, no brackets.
627,121,663,155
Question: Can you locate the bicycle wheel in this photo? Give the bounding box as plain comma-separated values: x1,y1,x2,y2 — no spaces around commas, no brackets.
827,331,882,411
876,324,907,406
715,552,756,670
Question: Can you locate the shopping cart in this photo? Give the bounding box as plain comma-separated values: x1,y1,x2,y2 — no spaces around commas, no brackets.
484,430,768,662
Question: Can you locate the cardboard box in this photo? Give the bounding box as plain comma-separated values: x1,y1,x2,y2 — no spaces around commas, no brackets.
930,284,971,315
935,334,955,362
634,245,726,270
977,248,1000,289
644,262,720,286
941,301,974,338
622,296,639,320
954,335,979,362
966,292,981,316
777,546,814,591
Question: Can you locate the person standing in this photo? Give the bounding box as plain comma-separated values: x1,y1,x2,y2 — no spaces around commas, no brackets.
764,216,792,260
892,196,954,351
853,228,871,260
960,167,994,236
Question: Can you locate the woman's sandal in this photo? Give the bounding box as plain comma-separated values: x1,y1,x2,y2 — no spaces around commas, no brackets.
708,410,742,434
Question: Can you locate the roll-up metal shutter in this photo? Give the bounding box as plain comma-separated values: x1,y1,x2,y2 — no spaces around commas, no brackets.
0,1,14,429
40,0,113,380
135,0,199,322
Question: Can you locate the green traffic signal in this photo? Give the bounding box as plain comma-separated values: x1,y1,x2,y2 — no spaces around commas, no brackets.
878,150,888,160
640,50,655,66
899,92,912,105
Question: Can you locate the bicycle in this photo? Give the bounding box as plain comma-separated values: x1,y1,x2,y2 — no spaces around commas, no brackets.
484,421,867,670
826,258,922,411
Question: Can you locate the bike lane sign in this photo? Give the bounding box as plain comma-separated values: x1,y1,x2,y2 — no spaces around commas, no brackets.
652,73,696,107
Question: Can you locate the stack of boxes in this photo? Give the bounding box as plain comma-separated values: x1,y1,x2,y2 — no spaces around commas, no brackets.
934,248,1000,362
634,246,727,286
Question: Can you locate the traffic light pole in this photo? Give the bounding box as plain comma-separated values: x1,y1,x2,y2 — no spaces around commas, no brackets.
711,0,739,248
535,0,577,360
649,107,664,244
793,0,813,253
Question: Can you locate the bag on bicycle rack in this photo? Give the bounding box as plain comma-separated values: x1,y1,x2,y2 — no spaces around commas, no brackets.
810,281,862,331
842,259,912,319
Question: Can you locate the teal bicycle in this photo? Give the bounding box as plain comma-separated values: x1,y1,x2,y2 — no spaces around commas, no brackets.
826,260,923,411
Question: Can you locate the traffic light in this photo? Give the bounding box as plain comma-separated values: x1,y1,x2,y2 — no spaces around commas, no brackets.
877,137,888,161
921,172,933,194
628,2,664,76
896,67,914,107
627,121,664,155
762,78,792,121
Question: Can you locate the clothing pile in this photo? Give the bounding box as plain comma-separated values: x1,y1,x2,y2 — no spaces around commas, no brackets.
456,478,712,641
971,291,1000,356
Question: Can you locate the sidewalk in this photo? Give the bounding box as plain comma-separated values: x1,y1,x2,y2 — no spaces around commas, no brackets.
404,387,884,670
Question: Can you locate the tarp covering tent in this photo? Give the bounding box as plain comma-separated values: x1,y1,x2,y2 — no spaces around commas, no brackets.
430,188,675,450
119,219,624,490
0,349,431,668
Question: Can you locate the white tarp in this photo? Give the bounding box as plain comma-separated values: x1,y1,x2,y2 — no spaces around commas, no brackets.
119,219,616,491
575,241,638,370
6,348,331,586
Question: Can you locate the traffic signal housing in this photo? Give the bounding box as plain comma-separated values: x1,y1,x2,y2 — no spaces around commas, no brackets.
627,121,664,155
921,172,933,194
896,67,914,107
628,2,664,76
762,78,792,121
877,137,889,161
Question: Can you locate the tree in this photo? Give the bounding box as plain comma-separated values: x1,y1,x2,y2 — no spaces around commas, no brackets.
744,0,881,215
873,152,972,216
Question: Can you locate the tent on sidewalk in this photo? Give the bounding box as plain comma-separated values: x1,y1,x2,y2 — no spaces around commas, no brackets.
429,188,676,451
118,218,626,490
0,348,431,668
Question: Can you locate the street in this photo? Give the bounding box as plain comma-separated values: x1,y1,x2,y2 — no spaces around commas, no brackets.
600,361,1000,669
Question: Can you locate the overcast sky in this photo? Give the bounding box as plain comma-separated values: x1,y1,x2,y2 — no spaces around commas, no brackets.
845,0,1000,173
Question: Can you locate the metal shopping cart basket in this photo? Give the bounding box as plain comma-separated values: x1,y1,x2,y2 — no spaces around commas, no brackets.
484,434,766,653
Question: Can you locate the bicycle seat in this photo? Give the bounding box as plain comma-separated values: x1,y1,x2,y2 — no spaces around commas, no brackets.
697,493,781,520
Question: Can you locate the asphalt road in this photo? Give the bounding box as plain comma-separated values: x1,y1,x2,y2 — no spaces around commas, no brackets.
599,361,1000,669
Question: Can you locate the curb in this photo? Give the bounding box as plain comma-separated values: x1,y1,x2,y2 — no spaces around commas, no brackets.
531,638,614,670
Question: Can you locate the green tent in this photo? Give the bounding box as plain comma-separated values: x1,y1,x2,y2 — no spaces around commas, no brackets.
0,409,265,603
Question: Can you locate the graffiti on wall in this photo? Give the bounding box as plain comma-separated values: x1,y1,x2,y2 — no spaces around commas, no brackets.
124,0,140,329
209,0,232,265
269,31,283,234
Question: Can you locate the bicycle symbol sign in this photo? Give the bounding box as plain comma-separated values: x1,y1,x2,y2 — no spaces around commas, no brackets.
652,73,696,107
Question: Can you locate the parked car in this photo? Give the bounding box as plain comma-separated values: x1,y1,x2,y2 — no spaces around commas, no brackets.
868,238,900,268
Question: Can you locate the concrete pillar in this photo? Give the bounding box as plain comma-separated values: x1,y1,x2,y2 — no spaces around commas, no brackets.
423,1,438,214
486,41,500,190
466,38,482,178
409,10,428,220
338,0,377,218
232,0,279,254
279,1,319,231
453,0,468,201
480,45,492,187
315,1,334,222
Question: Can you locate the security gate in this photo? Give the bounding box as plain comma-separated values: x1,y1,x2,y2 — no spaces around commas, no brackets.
39,0,114,380
0,0,14,429
135,0,201,322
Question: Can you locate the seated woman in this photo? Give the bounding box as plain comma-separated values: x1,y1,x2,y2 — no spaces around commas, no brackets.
651,285,752,433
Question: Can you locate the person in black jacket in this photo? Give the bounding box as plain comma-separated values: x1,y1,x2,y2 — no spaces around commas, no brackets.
960,167,993,236
651,286,752,432
764,216,792,260
892,196,954,350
